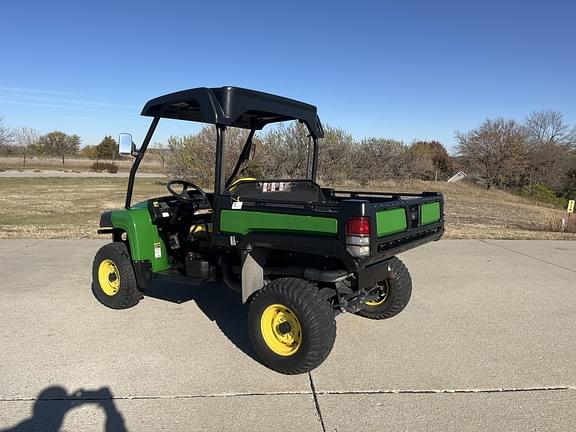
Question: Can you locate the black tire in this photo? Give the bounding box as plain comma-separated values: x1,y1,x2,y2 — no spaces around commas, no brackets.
248,278,336,375
355,257,412,320
92,242,142,310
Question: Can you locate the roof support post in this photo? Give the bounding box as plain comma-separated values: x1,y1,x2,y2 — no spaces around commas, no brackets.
124,115,160,209
225,128,256,189
310,137,319,182
214,125,226,196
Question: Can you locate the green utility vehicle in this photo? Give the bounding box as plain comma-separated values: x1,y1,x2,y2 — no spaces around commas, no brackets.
92,87,444,374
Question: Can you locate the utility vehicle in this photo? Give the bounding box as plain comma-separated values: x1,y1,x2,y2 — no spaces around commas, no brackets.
92,86,444,374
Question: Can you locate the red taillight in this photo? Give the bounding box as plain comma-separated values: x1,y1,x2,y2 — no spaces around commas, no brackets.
346,217,371,235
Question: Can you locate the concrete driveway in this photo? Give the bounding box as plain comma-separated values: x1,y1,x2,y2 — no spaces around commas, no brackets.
0,240,574,431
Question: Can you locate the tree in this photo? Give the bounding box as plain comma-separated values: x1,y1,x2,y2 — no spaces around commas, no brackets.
409,141,454,180
80,145,98,159
354,138,409,184
560,152,576,199
524,111,575,191
96,135,118,160
0,117,15,147
164,126,249,187
405,142,435,180
35,131,81,164
14,127,39,168
317,126,357,184
456,118,528,189
259,122,311,179
525,110,575,148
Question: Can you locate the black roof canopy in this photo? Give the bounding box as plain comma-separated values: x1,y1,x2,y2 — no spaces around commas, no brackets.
141,86,324,138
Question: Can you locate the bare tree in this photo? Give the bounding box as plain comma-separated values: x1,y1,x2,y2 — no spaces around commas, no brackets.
355,138,409,184
405,142,436,180
525,110,576,148
456,118,528,189
0,117,15,147
164,126,249,187
524,110,575,190
317,126,358,184
259,122,311,179
14,127,39,168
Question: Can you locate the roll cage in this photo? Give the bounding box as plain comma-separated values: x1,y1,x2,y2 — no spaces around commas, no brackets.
124,86,325,209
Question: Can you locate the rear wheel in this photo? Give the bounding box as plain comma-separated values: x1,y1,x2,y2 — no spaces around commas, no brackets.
248,278,336,374
92,242,142,309
355,257,412,320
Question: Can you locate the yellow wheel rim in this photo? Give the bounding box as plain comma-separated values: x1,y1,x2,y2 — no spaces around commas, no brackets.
366,280,389,306
98,259,120,296
260,304,302,356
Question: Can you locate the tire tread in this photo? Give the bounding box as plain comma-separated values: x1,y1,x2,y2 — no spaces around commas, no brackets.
356,257,412,320
248,278,336,374
92,242,142,310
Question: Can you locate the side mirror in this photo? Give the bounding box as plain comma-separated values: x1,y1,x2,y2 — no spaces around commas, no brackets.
119,133,137,157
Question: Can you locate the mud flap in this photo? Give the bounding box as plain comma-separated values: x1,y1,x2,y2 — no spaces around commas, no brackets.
241,249,265,303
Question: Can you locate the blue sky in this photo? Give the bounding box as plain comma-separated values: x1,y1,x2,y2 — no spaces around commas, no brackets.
1,0,575,151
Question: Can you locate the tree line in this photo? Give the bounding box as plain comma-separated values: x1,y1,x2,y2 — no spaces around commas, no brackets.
161,110,575,203
0,119,118,165
2,109,575,202
456,110,575,200
162,122,454,187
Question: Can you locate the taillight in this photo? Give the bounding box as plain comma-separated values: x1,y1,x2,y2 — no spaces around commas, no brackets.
346,217,370,235
346,217,371,258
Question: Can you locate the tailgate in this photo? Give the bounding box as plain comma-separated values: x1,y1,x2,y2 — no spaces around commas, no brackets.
371,192,444,259
376,198,442,236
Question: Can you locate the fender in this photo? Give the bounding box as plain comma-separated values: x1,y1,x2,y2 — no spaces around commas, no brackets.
108,205,171,272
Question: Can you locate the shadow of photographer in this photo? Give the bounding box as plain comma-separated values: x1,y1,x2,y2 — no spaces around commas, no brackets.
144,280,258,362
1,386,126,432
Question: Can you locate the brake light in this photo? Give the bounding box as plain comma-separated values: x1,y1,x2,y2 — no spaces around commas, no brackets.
346,217,371,258
346,217,370,235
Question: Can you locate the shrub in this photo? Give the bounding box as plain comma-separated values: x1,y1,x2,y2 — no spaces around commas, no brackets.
91,161,119,173
519,183,567,208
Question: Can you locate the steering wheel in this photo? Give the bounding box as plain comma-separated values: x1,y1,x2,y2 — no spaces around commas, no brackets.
166,179,208,204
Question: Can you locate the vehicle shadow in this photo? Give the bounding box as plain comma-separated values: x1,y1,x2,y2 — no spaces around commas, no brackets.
144,280,258,361
0,386,127,432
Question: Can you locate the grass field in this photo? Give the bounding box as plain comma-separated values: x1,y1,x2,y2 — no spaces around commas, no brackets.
0,177,574,240
0,178,166,238
0,156,164,173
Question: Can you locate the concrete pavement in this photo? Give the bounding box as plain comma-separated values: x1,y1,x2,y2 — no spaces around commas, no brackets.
0,240,574,431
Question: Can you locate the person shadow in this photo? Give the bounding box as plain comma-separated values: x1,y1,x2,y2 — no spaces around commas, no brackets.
1,386,127,432
144,280,258,361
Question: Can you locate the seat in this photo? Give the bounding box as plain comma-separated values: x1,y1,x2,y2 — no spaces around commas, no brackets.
231,179,326,203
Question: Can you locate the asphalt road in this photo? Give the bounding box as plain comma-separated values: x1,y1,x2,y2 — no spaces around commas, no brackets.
0,239,574,431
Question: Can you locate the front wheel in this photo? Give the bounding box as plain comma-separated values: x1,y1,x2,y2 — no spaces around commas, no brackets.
355,257,412,320
248,278,336,374
92,242,142,310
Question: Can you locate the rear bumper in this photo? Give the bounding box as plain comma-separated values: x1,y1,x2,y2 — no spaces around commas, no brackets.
355,225,443,289
372,223,443,263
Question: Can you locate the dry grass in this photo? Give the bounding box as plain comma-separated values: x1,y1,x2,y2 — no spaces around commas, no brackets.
0,178,166,239
0,156,164,173
0,177,575,240
352,180,576,240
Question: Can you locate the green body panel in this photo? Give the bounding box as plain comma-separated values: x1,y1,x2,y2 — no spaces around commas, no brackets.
220,210,338,236
420,202,441,225
376,208,408,237
110,202,170,271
